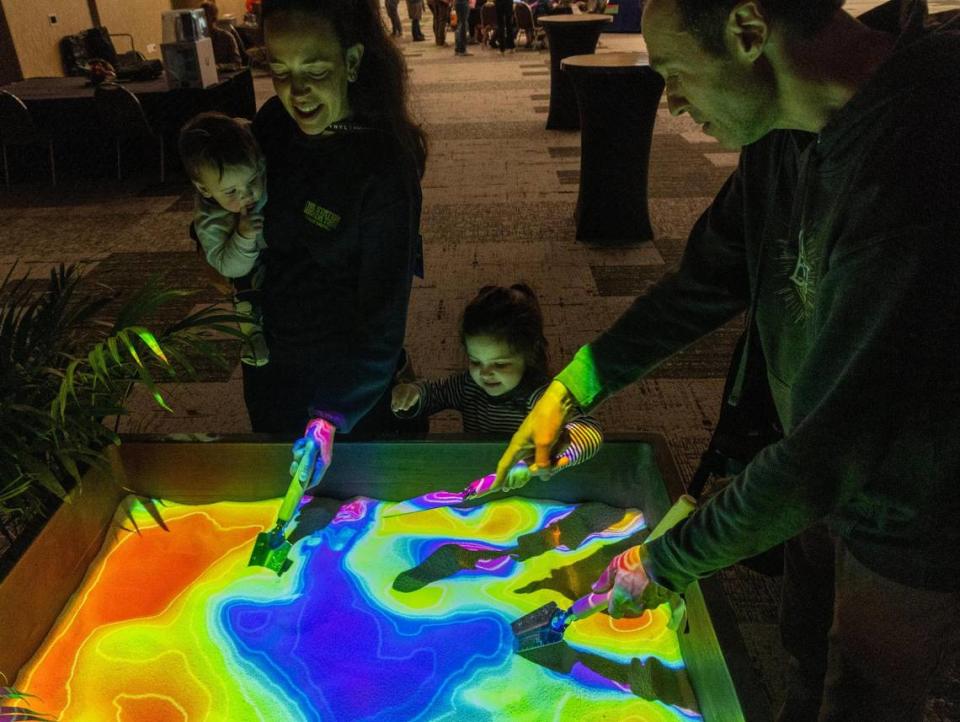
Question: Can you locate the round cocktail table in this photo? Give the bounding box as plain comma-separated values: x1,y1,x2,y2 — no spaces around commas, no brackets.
562,51,664,243
539,14,612,130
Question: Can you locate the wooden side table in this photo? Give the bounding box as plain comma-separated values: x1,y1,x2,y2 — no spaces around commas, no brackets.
562,52,664,243
539,15,612,130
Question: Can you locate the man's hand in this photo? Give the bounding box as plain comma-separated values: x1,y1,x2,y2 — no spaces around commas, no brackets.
237,211,264,241
391,383,421,413
493,380,575,492
591,544,678,619
289,418,336,488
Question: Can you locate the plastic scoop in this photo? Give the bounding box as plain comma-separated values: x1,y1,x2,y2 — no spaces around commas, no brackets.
247,454,311,575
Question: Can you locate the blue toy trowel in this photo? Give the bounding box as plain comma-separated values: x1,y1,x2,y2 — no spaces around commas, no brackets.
511,494,697,652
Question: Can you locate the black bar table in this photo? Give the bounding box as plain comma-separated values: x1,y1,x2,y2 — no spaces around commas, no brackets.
539,14,612,130
562,52,664,243
0,69,256,138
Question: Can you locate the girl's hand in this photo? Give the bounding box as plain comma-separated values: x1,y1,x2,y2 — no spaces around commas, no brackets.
391,383,421,412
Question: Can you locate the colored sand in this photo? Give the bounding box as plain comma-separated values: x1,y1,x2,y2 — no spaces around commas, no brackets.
16,494,701,721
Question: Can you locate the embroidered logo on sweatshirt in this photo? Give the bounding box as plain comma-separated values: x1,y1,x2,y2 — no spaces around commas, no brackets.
303,201,341,231
775,231,820,324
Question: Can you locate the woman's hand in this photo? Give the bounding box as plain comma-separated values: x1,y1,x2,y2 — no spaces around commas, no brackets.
391,383,421,412
289,418,336,488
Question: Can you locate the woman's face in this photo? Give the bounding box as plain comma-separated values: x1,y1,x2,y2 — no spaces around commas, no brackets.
264,11,364,136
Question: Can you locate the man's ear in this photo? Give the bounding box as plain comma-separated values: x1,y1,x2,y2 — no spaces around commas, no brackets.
345,42,364,82
726,0,769,61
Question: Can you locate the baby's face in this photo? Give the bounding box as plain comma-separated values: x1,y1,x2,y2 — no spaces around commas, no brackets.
465,335,526,397
194,162,265,214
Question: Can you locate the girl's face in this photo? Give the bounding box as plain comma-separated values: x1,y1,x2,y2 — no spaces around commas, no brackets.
265,11,364,136
464,335,526,397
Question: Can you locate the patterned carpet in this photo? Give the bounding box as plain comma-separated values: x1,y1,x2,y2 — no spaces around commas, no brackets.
1,2,958,718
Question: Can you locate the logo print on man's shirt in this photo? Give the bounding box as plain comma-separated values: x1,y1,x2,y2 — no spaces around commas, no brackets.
775,231,820,324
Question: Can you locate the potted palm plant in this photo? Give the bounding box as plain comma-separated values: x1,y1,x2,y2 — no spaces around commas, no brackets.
0,262,243,575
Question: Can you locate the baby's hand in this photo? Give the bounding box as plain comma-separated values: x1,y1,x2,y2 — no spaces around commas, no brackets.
237,212,264,240
391,383,421,412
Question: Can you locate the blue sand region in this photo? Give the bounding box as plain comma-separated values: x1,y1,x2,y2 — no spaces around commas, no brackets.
223,513,507,721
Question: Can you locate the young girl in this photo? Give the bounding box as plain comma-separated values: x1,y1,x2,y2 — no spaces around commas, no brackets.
392,284,603,470
249,0,428,489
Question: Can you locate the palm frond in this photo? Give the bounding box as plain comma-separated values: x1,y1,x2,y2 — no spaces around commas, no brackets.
0,262,242,518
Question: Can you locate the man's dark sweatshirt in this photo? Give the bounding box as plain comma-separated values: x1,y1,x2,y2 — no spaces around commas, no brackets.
557,2,960,592
252,98,423,432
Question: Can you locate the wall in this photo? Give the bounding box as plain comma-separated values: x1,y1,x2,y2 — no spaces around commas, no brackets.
97,0,251,61
96,0,167,58
172,0,247,17
3,0,250,77
1,0,91,77
0,0,22,84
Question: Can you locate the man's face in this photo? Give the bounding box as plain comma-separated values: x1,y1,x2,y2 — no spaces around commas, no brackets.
194,162,264,214
643,0,776,149
265,11,364,136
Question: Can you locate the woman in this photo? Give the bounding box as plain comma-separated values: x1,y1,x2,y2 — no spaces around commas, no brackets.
248,0,427,487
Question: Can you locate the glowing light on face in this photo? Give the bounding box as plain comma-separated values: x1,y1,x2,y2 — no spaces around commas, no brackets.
194,162,265,214
16,495,700,721
464,335,526,397
265,11,363,136
643,0,777,149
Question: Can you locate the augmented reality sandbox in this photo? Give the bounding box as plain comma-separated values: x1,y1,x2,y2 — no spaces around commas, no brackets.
0,437,762,721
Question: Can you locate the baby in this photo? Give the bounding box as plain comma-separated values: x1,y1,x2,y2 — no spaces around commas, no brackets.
179,112,268,366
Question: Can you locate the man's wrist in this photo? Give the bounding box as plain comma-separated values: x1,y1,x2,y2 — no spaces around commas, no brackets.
641,538,684,594
554,345,603,409
544,379,576,415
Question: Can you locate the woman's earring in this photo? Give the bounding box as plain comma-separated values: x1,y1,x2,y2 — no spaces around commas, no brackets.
347,69,358,82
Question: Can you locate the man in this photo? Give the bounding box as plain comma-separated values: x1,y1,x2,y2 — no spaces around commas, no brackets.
493,0,960,719
201,1,242,67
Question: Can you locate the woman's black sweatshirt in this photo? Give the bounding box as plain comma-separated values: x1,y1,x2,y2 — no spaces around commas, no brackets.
252,97,423,432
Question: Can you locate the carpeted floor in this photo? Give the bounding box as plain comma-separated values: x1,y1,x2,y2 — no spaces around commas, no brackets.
2,2,958,718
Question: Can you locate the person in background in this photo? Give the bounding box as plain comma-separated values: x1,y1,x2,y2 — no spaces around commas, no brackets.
427,0,451,45
454,0,472,54
201,1,243,67
493,0,515,53
494,1,960,720
392,284,603,477
386,0,404,35
179,112,269,367
407,0,427,40
250,0,428,491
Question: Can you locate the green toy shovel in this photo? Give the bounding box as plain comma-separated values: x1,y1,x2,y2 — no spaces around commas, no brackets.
247,454,310,575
